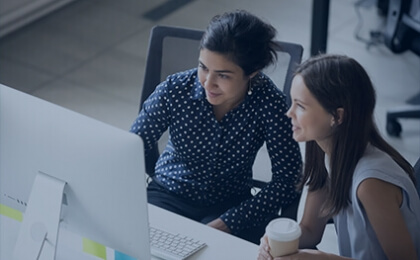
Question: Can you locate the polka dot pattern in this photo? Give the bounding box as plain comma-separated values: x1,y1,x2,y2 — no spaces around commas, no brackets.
130,68,302,233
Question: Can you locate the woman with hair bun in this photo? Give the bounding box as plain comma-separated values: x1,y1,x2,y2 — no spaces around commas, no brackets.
131,10,302,244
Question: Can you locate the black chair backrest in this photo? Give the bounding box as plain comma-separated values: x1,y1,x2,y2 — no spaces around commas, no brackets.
139,25,303,177
414,157,420,197
384,0,420,55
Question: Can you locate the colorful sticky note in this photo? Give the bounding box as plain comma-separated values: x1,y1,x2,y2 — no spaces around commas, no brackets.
115,250,136,260
0,204,23,222
82,237,107,260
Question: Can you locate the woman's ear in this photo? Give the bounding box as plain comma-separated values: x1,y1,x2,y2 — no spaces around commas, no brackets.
330,108,344,127
336,108,344,125
249,71,259,79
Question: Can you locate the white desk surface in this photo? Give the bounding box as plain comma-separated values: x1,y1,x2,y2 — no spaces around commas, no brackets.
149,204,259,259
1,204,259,260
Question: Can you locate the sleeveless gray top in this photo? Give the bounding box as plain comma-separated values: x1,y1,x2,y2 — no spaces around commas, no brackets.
330,145,420,259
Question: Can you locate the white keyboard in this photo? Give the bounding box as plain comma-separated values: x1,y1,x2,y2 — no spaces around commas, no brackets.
150,226,206,260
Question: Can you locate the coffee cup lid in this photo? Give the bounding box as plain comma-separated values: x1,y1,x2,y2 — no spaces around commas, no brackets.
266,218,301,241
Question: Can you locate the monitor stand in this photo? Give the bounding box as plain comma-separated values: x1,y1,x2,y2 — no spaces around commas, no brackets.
13,171,66,260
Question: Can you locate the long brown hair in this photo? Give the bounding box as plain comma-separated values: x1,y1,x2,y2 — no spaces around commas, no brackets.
296,54,415,217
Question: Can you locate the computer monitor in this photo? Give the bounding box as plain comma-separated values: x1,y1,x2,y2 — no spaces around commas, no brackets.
0,84,151,259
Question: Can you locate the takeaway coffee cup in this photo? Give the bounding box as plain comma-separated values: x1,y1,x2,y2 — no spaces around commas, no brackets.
265,218,301,257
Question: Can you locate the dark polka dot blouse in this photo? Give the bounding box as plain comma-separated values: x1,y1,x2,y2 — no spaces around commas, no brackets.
131,68,302,234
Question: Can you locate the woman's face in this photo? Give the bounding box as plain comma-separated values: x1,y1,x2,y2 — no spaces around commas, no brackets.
198,49,249,111
286,74,335,145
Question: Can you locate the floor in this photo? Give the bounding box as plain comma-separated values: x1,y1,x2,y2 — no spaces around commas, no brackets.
0,0,419,255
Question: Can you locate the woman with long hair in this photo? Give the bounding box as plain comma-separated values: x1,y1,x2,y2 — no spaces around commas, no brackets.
258,54,420,259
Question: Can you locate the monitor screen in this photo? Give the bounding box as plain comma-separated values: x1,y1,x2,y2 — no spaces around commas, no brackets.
0,84,151,259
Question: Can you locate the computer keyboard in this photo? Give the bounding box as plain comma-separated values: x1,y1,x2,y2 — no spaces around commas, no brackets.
149,226,206,260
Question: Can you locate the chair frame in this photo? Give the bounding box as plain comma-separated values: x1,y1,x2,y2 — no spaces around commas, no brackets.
140,26,204,174
383,0,420,137
414,157,420,197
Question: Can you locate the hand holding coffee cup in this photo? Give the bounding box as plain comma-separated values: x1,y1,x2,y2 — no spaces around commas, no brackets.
265,218,301,257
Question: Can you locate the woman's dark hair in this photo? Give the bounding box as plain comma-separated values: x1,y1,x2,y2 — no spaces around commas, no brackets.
200,10,278,76
296,54,415,217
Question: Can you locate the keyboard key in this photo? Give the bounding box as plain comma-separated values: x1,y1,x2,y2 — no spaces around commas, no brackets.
150,226,206,260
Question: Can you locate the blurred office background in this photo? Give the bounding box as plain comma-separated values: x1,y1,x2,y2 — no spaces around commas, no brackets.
0,0,419,254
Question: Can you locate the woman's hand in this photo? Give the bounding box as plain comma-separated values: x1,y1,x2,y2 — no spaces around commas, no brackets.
258,235,273,260
275,249,336,260
206,218,231,233
260,248,344,260
258,235,350,260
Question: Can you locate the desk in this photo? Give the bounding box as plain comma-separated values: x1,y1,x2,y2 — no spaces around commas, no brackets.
1,204,259,259
149,204,259,259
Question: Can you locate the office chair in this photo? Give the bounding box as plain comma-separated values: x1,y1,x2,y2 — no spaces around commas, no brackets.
138,25,304,242
383,0,420,137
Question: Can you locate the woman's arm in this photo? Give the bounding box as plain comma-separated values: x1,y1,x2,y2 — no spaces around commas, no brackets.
357,178,417,260
298,188,330,249
207,218,231,233
130,80,171,150
220,87,303,233
258,187,348,260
